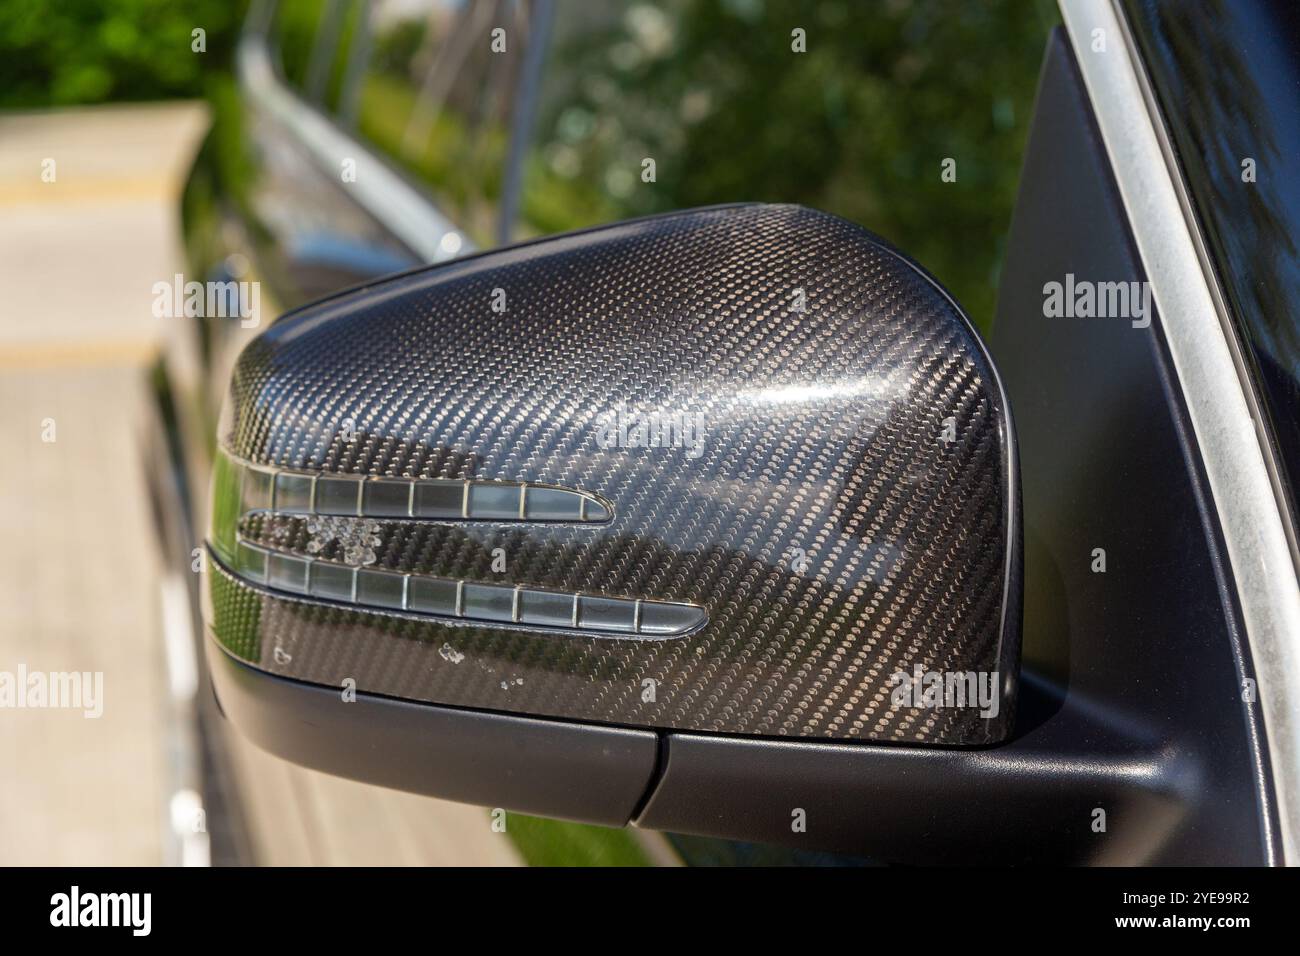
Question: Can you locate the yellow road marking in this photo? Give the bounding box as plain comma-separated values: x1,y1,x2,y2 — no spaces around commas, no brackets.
0,339,159,369
0,176,181,207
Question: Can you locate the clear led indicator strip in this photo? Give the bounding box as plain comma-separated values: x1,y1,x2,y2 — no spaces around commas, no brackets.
209,447,705,638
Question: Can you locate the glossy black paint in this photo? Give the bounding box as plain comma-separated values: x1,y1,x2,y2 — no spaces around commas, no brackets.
986,30,1272,862
206,642,660,828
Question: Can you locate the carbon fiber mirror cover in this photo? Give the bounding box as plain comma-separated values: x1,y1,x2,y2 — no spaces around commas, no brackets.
206,203,1020,746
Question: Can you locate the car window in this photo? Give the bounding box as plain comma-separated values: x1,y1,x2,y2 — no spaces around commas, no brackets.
515,0,1059,332
347,0,536,247
1123,0,1300,532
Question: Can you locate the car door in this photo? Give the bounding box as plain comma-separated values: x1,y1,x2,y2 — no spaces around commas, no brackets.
167,0,571,866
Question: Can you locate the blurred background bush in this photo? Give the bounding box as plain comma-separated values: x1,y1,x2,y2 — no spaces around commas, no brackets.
0,0,1060,332
0,0,245,108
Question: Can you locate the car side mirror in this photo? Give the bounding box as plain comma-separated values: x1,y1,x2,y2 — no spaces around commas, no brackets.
203,203,1020,845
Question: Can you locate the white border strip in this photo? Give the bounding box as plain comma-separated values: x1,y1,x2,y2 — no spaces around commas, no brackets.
237,37,471,265
1061,0,1300,861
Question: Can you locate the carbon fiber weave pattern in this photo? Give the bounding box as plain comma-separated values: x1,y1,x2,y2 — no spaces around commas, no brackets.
206,203,1018,744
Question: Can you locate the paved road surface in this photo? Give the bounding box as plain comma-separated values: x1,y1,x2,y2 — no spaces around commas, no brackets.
0,103,521,866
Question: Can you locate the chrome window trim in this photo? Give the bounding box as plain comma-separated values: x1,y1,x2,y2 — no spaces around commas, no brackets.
498,0,555,244
236,35,472,265
242,0,554,259
1061,0,1300,862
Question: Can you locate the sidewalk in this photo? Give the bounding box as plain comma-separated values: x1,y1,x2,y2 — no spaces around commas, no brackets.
0,102,208,864
0,102,524,866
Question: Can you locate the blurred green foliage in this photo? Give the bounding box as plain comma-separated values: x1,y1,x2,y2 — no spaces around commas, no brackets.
0,0,245,108
272,0,322,91
357,72,507,245
503,813,651,867
287,0,1059,330
272,0,362,112
522,0,1060,331
346,2,518,247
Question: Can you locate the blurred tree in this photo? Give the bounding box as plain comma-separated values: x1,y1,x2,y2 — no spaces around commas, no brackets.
0,0,246,107
521,0,1060,332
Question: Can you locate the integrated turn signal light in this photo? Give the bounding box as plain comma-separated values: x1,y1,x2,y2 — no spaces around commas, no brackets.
207,447,705,638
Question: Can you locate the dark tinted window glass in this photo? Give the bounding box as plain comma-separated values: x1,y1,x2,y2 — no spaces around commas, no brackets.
1125,0,1300,523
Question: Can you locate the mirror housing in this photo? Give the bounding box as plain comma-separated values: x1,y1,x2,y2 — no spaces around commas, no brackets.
204,204,1020,835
